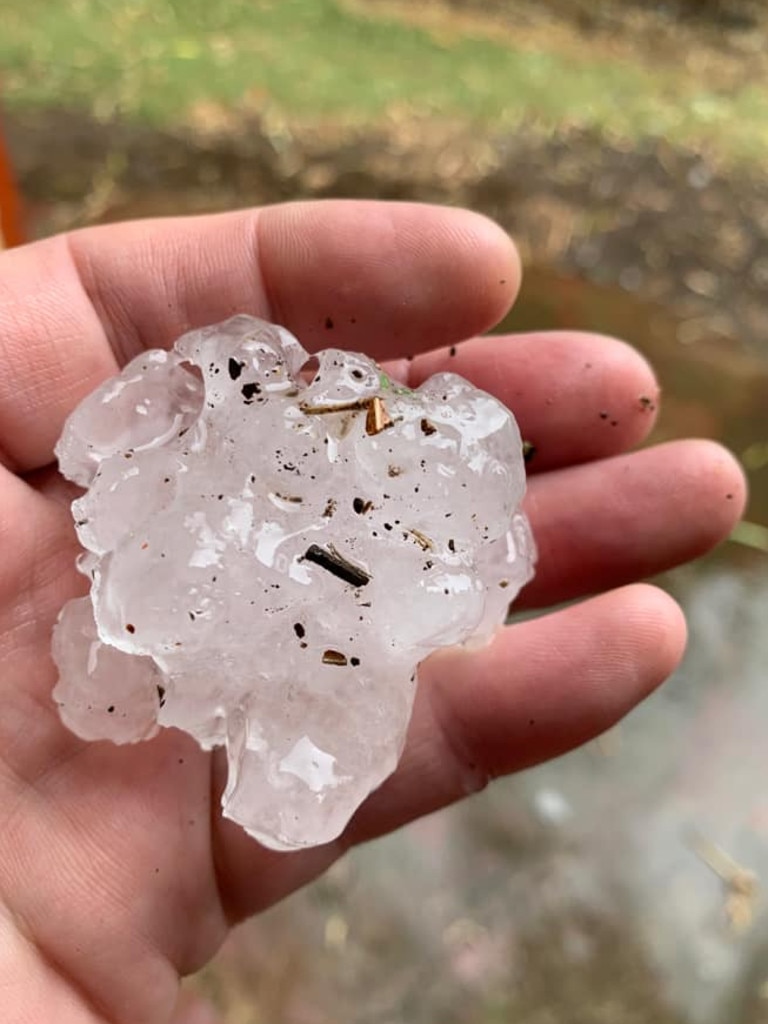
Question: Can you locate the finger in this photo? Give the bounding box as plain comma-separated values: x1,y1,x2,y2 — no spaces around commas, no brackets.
407,331,660,471
33,280,607,504
520,439,746,609
0,202,519,472
344,583,686,845
28,439,741,735
31,325,658,503
255,200,519,356
214,584,685,917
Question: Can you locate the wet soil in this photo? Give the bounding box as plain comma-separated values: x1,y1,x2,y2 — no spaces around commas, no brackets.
361,0,768,89
8,103,768,362
443,0,766,39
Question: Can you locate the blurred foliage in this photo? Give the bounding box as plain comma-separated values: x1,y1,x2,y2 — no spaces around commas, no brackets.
2,0,768,163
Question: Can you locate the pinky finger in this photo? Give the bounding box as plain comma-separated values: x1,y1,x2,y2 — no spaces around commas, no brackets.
344,583,686,846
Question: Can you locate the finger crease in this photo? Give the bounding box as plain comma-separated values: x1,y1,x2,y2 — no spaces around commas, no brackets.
427,676,493,798
252,212,284,328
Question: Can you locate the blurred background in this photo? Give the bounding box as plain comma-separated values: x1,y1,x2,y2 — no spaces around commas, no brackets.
3,1,768,1021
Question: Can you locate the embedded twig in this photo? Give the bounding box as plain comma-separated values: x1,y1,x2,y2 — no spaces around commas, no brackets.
303,544,371,587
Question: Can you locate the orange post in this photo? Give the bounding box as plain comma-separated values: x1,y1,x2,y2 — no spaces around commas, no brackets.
0,119,25,248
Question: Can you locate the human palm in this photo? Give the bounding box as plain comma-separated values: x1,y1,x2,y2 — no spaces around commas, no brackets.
0,201,744,1023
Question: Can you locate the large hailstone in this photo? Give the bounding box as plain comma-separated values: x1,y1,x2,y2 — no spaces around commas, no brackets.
52,315,535,850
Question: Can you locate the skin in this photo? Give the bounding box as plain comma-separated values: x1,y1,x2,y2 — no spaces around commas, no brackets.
0,200,746,1024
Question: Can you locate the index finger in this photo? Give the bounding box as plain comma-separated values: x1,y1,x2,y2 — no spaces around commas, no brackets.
0,201,519,473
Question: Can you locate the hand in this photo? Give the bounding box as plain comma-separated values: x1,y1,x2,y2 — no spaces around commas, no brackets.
0,201,744,1024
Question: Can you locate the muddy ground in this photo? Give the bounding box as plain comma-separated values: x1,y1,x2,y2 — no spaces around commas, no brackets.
8,99,768,362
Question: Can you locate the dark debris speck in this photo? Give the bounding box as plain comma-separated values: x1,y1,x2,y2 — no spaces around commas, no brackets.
322,649,347,666
522,441,537,464
241,382,261,401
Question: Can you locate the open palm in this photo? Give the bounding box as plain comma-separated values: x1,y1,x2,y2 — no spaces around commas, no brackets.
0,201,744,1024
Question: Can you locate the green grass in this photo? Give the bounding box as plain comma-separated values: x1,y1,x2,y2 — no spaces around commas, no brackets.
3,0,768,162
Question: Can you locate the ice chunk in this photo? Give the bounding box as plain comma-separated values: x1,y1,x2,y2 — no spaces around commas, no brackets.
52,315,535,849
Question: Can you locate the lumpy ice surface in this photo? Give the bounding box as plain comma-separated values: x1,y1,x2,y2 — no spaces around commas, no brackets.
52,316,535,850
